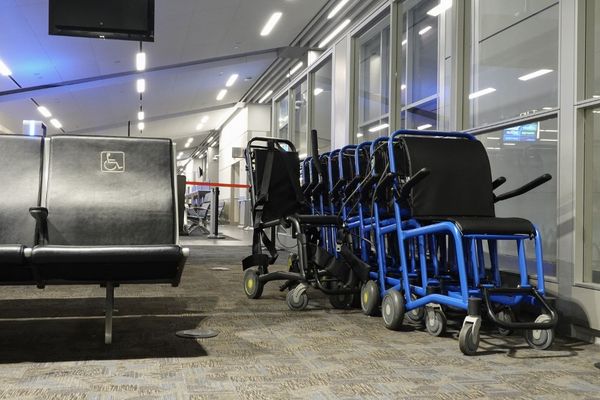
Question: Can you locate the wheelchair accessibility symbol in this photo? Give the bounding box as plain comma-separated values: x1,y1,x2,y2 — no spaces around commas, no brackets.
100,151,125,173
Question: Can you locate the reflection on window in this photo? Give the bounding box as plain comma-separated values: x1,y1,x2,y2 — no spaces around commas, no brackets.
585,0,600,100
584,108,600,283
479,118,558,277
293,80,308,156
276,96,289,139
469,1,558,128
312,58,333,153
356,18,390,141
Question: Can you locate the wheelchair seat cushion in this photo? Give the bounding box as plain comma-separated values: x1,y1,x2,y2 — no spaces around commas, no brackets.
420,216,535,235
0,245,28,265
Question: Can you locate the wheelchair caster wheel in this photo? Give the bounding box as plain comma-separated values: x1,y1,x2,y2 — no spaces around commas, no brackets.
243,269,263,299
497,308,515,336
286,284,309,311
525,314,554,350
382,289,405,331
425,307,447,337
459,320,480,356
361,281,380,316
329,293,354,310
406,294,425,323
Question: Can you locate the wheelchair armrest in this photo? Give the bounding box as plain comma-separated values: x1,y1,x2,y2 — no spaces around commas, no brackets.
29,207,49,245
374,172,399,200
329,179,347,197
494,174,552,203
399,168,430,202
492,176,507,190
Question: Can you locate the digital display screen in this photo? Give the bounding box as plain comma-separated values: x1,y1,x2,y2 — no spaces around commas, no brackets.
503,122,539,142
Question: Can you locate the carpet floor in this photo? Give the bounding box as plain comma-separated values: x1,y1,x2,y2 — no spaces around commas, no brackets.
0,245,599,399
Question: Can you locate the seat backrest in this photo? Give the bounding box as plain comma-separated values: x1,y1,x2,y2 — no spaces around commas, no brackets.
0,135,44,246
43,135,176,245
399,136,495,218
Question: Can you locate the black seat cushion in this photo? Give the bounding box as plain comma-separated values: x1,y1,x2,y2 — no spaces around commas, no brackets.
420,216,535,235
0,245,27,265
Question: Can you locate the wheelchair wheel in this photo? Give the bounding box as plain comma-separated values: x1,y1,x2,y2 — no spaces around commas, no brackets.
382,289,405,331
497,308,515,336
243,269,263,299
425,307,447,337
360,280,380,316
459,321,480,356
524,314,554,350
329,289,354,310
406,294,425,323
286,284,309,311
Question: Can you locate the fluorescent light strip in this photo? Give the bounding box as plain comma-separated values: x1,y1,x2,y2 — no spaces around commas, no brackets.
177,152,183,159
138,111,145,121
486,147,501,150
540,138,558,142
427,0,452,16
37,106,52,118
487,137,500,140
314,88,324,96
258,90,274,104
368,123,389,133
201,116,209,124
356,133,364,138
50,119,62,129
504,143,516,146
216,89,227,101
136,52,146,71
319,19,351,48
137,122,145,130
196,124,204,131
518,69,553,81
136,78,146,93
401,84,406,90
0,59,11,76
401,39,407,46
288,62,304,77
185,142,191,148
418,26,432,35
417,124,432,130
225,74,239,87
327,0,350,19
261,12,282,36
469,87,496,99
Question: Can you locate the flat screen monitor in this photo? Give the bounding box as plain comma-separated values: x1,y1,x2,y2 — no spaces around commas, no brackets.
49,0,155,42
503,122,539,142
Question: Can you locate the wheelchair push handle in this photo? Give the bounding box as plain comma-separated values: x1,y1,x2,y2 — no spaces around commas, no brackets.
492,176,506,190
494,173,552,203
310,129,324,180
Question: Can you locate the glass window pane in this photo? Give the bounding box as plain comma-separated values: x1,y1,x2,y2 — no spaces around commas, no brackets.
293,80,308,156
406,99,438,130
312,58,332,153
585,0,600,99
276,95,289,139
479,118,558,277
469,2,558,128
584,107,600,283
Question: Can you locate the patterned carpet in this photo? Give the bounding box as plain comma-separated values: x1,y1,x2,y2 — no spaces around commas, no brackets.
0,245,599,399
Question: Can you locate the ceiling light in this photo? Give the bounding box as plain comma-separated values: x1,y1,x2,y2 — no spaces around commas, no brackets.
319,19,351,48
187,138,194,143
417,124,433,130
216,89,227,101
201,116,209,124
594,95,600,99
298,153,308,159
487,137,500,140
518,69,553,81
136,52,146,71
486,147,501,150
401,39,407,46
258,90,274,104
469,87,496,99
401,84,406,90
225,74,239,87
504,143,516,146
540,138,558,142
138,111,145,121
287,62,304,78
368,123,389,133
356,132,364,138
261,12,283,36
0,59,12,76
136,78,146,93
50,119,62,129
137,122,145,130
196,123,204,131
314,88,324,96
177,152,183,159
542,107,553,111
427,0,452,17
593,110,600,114
185,142,190,148
37,106,52,118
418,26,432,35
328,0,350,19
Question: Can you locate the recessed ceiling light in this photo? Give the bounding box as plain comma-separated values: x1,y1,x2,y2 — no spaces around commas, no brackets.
417,124,432,130
542,107,553,110
185,142,190,148
50,118,62,129
196,124,204,131
327,0,350,19
314,88,324,96
225,74,239,87
0,59,12,76
216,89,227,101
136,52,146,71
137,122,145,130
37,106,52,118
261,12,283,36
201,116,209,124
427,0,452,17
319,19,351,48
136,78,146,93
258,90,274,104
138,111,145,121
418,26,432,35
368,123,389,133
469,87,496,99
401,39,407,46
518,69,553,81
487,137,501,140
356,132,364,138
401,84,406,90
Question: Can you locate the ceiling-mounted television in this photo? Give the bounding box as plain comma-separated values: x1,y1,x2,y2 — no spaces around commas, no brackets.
49,0,155,42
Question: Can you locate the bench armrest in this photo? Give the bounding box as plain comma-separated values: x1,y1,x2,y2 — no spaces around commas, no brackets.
29,207,49,246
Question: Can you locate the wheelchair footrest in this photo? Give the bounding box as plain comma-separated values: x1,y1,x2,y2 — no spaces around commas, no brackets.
482,287,558,330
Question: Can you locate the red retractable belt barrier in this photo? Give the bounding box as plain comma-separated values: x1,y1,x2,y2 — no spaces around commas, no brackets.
186,181,250,189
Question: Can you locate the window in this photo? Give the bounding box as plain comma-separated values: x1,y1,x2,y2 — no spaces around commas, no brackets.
292,80,308,156
355,18,390,141
468,1,559,128
311,58,333,153
584,0,600,100
584,107,600,284
276,95,289,139
479,117,558,277
400,0,440,130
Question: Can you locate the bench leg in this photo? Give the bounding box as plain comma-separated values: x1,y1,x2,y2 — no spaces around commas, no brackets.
105,282,114,345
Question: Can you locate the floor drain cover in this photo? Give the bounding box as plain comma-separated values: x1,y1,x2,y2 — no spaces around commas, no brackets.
176,329,219,339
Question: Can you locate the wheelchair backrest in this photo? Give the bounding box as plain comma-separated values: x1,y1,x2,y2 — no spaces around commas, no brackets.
0,134,43,247
42,135,177,245
396,136,495,218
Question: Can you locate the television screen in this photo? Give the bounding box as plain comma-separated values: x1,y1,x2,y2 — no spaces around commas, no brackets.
503,122,539,142
49,0,155,42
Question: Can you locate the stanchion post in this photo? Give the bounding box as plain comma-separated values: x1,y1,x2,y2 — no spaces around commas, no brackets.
208,187,225,239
